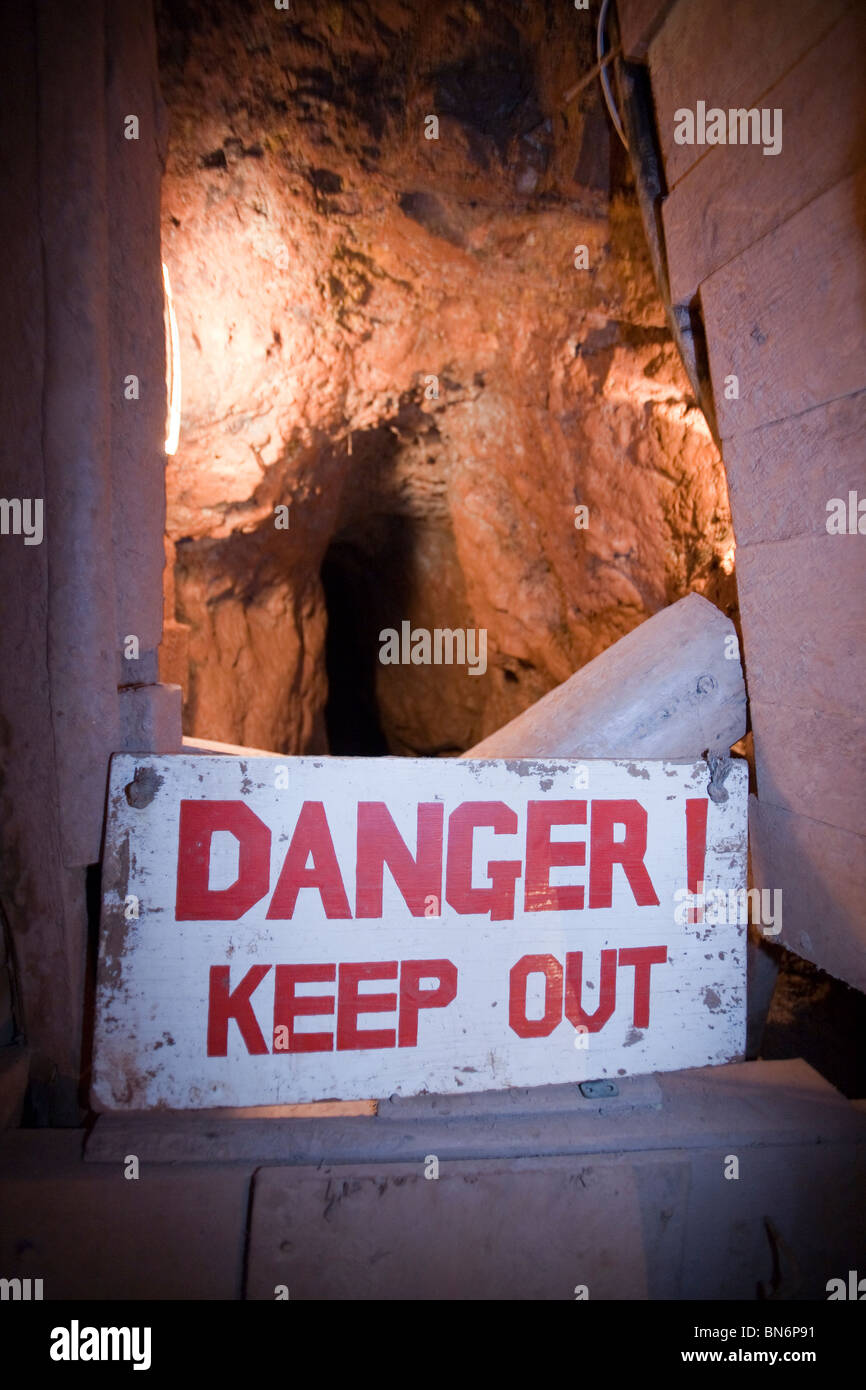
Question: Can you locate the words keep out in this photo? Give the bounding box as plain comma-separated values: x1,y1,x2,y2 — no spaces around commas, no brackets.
206,946,668,1056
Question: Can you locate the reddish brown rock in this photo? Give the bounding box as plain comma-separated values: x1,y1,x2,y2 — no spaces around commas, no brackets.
157,0,735,755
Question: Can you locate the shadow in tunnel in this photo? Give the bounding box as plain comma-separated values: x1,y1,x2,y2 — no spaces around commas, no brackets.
322,530,397,756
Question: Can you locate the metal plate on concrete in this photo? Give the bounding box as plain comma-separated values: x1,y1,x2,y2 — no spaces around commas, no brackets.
92,754,747,1110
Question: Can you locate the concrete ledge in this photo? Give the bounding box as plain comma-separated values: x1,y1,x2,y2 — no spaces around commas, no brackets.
3,1063,866,1300
377,1074,663,1120
81,1060,866,1165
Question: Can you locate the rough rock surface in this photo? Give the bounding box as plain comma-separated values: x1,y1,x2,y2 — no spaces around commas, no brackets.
157,0,736,755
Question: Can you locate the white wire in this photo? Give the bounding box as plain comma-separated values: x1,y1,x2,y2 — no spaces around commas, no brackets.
598,0,629,149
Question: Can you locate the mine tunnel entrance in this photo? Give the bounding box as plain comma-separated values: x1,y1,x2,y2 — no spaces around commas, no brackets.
319,510,415,755
158,0,739,764
320,536,390,756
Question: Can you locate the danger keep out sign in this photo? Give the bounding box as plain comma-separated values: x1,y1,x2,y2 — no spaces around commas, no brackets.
93,755,748,1110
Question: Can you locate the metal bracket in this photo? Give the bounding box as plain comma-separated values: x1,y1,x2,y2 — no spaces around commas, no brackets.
579,1080,619,1099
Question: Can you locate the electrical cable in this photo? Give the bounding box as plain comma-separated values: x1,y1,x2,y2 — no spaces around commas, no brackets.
598,0,629,149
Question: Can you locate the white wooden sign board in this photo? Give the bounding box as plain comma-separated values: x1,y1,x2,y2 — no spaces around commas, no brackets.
92,754,748,1110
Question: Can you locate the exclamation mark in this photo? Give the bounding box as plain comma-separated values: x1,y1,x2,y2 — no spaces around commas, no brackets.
685,798,708,924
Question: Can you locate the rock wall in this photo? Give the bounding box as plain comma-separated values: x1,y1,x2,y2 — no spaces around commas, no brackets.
157,0,735,755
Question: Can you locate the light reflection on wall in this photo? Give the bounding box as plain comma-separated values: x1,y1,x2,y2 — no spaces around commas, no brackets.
163,261,181,456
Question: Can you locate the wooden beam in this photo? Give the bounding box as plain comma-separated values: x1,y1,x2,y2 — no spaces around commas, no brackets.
735,536,866,724
182,735,276,757
723,391,866,547
749,797,866,991
467,593,745,759
749,700,866,840
661,7,866,303
649,0,848,191
701,169,866,439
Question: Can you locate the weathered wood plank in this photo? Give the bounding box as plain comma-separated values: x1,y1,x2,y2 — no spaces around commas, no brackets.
735,536,866,723
0,0,95,1089
37,0,123,866
701,170,866,439
649,0,849,190
749,796,866,991
468,593,745,759
749,699,866,840
662,6,866,303
182,734,275,757
723,391,866,547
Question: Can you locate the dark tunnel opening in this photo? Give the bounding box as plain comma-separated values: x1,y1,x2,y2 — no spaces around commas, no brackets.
320,537,391,756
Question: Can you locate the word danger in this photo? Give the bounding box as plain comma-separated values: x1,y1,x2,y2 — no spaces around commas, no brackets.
177,795,673,922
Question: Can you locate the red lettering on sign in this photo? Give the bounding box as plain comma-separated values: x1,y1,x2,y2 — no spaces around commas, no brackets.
618,946,668,1028
273,963,335,1052
508,954,564,1038
177,797,669,922
266,801,351,919
685,798,708,923
588,800,659,908
445,801,522,920
336,961,398,1050
508,946,668,1038
564,949,618,1031
355,802,444,917
524,800,587,911
398,959,458,1046
207,964,270,1055
176,800,271,920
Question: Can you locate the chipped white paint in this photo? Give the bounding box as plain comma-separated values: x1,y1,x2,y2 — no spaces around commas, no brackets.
92,755,748,1110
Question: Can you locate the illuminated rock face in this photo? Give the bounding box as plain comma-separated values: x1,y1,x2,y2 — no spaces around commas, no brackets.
157,0,735,755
